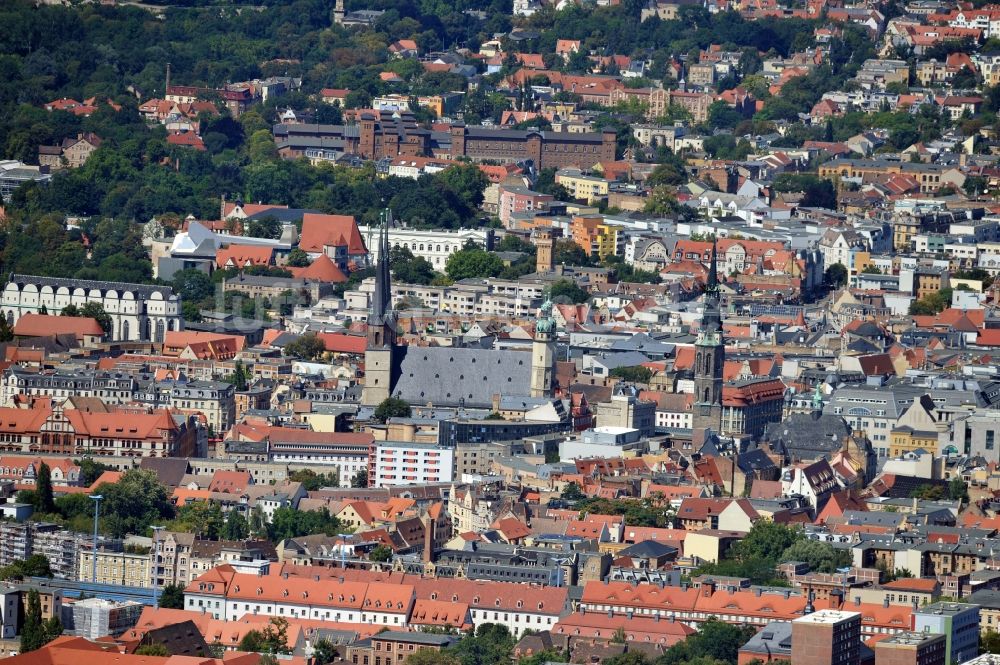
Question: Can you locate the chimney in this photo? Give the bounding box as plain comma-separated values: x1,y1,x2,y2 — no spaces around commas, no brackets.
883,597,889,608
422,514,434,563
702,581,715,597
754,587,762,597
854,596,861,607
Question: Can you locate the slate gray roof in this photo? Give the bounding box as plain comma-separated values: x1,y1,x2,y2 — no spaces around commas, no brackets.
393,346,532,408
763,412,852,460
620,540,678,558
8,273,175,299
740,621,792,656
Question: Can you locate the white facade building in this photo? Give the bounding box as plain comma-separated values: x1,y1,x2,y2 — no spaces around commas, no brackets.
1,275,182,342
370,442,455,487
358,226,491,270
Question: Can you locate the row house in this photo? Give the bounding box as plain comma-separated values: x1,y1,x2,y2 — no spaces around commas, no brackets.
581,580,916,636
0,402,199,458
185,565,569,636
222,423,373,486
184,568,415,626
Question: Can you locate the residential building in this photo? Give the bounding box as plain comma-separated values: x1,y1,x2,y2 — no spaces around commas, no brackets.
0,401,199,459
912,602,980,665
556,169,610,204
78,547,151,588
370,442,455,487
345,631,459,665
169,380,235,434
873,631,947,665
791,610,862,665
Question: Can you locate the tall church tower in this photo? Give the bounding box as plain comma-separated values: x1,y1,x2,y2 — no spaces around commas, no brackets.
333,0,345,25
361,210,398,406
530,297,556,397
693,240,724,433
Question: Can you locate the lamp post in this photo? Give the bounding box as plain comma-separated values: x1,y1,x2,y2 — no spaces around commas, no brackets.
88,494,103,583
151,526,164,607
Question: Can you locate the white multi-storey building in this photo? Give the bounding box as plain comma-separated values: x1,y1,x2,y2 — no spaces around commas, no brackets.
370,442,454,487
1,275,182,342
358,226,491,270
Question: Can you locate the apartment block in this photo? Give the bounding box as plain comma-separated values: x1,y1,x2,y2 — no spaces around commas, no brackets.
791,610,863,665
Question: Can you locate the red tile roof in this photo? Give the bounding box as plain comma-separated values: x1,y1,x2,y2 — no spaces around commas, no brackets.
298,213,367,255
215,245,274,269
13,314,104,339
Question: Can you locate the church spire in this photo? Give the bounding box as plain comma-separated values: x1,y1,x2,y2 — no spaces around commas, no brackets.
701,237,722,335
372,208,392,325
706,237,719,294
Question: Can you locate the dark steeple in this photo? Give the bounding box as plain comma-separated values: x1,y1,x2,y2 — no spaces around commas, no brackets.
702,238,722,334
367,209,397,349
706,237,719,293
693,236,724,433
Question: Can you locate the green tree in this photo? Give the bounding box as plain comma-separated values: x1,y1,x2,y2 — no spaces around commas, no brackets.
908,289,952,315
911,484,946,500
518,649,567,665
283,332,327,360
408,651,462,665
647,160,687,187
312,638,340,664
62,302,112,335
549,278,589,304
780,539,852,573
238,617,291,654
949,476,969,503
561,482,584,501
97,469,175,539
552,239,592,267
0,316,13,343
158,583,185,609
449,623,514,665
445,245,504,281
35,462,55,514
286,248,311,267
352,469,369,488
435,163,489,210
223,510,250,541
226,360,251,391
19,589,45,652
390,246,436,285
658,618,755,665
981,630,1000,655
135,643,171,656
246,217,282,240
287,470,339,492
609,366,654,383
825,263,848,288
369,545,393,562
964,175,988,197
732,521,801,563
267,508,343,541
75,458,112,486
0,554,52,581
372,397,412,423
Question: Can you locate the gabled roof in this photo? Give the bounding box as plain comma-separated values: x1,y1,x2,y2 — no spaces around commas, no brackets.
13,314,103,339
298,213,367,255
288,254,348,283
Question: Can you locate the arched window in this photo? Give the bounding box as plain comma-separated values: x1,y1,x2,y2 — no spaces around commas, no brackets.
121,320,130,340
703,388,710,402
